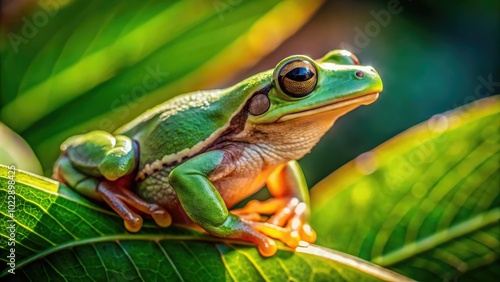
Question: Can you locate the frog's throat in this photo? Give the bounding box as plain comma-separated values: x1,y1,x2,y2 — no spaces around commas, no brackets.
277,93,379,122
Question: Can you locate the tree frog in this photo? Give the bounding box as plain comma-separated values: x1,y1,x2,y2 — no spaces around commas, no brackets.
53,50,383,256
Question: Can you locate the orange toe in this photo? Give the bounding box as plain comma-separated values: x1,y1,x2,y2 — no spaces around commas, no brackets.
299,224,317,243
124,216,143,232
152,209,172,227
258,238,278,257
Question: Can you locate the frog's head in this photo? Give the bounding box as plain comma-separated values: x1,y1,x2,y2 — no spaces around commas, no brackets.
246,50,383,124
241,50,383,158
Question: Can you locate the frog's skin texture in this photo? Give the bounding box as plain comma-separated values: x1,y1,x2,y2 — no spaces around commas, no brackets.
53,50,383,256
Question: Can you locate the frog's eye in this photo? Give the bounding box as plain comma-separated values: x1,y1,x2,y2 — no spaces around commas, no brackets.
276,59,317,98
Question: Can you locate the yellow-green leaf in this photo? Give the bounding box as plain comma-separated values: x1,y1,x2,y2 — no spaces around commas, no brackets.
0,0,323,174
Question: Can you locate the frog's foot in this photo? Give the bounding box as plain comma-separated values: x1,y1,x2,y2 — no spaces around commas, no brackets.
98,181,172,232
232,198,287,217
231,212,268,222
232,197,317,247
204,215,277,257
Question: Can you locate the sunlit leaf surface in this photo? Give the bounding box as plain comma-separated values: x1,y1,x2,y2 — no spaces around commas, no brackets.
0,0,323,174
0,165,411,281
310,96,500,281
0,166,412,281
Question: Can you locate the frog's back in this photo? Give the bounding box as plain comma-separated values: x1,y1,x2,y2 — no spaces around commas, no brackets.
115,82,259,176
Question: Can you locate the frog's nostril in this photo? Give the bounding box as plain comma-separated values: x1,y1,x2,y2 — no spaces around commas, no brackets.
355,71,364,78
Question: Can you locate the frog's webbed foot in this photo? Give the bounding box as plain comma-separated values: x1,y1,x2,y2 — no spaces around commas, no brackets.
231,197,316,248
98,181,172,232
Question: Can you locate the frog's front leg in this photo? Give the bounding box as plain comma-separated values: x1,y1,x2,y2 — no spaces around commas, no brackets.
232,161,317,245
169,150,283,256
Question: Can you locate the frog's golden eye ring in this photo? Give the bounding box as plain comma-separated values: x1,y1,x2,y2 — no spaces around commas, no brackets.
276,59,317,98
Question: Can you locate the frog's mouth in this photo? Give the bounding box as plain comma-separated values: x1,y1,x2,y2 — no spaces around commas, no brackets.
278,93,379,122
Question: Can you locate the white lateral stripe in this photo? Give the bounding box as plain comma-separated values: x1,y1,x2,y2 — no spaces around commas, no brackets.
137,126,228,179
136,102,253,179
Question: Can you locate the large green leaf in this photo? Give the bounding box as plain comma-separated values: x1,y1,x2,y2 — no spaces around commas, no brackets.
0,165,410,281
310,96,500,281
0,0,323,174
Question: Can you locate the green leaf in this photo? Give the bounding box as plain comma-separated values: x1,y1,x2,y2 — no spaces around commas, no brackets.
0,123,42,175
310,96,500,281
0,165,410,281
0,0,323,174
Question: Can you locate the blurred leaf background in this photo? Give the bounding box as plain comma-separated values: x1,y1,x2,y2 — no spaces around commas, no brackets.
0,0,498,281
311,97,499,281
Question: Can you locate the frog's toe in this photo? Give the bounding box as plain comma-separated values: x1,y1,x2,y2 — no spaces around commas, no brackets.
237,219,278,257
97,181,171,231
232,212,268,222
242,197,317,246
298,222,316,243
231,198,288,217
123,215,143,233
267,198,316,243
245,227,278,257
257,237,278,257
151,209,172,228
284,213,317,244
232,197,316,247
118,188,172,227
267,197,300,226
246,220,301,249
270,199,317,244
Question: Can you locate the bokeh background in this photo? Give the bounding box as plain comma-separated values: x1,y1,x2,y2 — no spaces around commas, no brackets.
238,0,500,185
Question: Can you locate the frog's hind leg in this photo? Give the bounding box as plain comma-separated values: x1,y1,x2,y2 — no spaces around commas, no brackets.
231,161,317,246
53,155,102,200
54,155,171,232
98,181,172,232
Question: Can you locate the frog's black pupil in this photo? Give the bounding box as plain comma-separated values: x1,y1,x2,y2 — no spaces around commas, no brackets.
285,67,314,82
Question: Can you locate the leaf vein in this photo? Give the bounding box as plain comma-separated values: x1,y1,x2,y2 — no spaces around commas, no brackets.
156,240,185,282
229,244,271,282
117,241,145,282
215,244,237,282
92,244,110,282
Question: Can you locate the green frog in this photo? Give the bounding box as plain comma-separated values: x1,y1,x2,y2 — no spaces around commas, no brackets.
53,50,383,256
